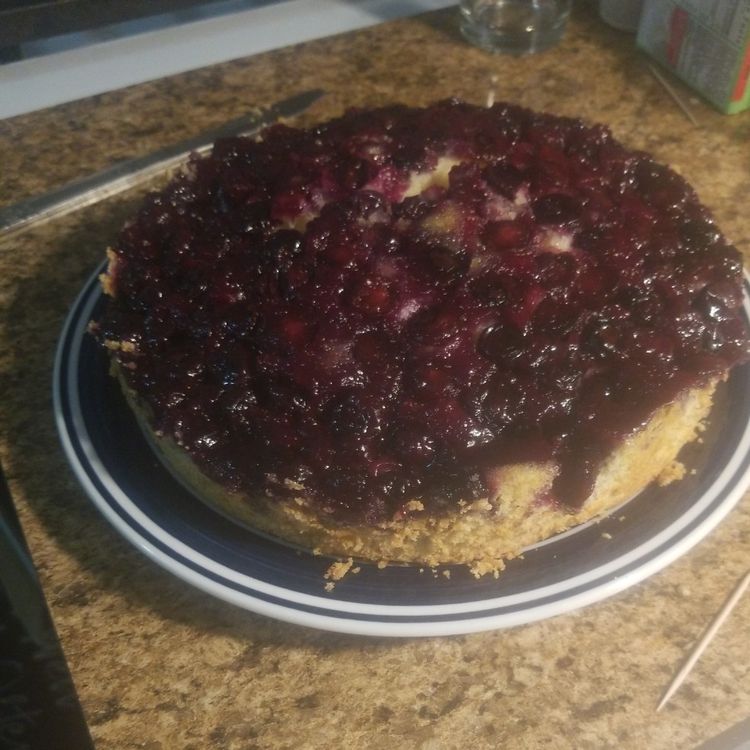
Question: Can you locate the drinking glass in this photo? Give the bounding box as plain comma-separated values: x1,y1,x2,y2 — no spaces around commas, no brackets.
460,0,572,55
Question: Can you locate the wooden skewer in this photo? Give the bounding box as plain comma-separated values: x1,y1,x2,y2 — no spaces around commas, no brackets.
647,63,699,127
657,567,750,711
486,74,499,108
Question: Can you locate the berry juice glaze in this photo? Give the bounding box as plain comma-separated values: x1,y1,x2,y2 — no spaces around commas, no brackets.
97,100,750,524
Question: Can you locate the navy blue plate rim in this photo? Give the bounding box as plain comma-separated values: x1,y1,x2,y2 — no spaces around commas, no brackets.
52,264,750,636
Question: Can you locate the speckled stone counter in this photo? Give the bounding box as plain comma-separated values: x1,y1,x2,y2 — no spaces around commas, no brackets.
1,6,750,749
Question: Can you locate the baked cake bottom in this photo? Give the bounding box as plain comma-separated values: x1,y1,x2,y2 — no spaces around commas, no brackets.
117,365,717,576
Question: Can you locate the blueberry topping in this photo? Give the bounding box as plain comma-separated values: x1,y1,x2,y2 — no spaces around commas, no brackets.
97,101,750,519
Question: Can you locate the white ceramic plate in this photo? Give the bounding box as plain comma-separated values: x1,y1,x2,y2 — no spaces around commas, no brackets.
53,264,750,636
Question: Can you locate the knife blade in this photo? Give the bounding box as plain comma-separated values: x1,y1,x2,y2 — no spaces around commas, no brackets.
0,88,324,235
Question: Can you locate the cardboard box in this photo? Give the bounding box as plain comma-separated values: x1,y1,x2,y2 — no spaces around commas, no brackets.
637,0,750,114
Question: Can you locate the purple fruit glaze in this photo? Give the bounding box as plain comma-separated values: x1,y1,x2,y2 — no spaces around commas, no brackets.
95,100,750,523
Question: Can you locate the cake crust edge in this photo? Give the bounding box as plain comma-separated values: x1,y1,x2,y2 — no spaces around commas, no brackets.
114,363,717,573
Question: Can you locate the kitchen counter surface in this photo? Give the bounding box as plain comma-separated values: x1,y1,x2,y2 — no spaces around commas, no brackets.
1,6,749,749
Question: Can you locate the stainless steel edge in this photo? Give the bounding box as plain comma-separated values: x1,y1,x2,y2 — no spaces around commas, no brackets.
0,460,96,748
0,88,324,235
695,717,750,750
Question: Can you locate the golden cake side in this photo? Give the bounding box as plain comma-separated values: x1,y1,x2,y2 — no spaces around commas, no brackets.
114,360,716,573
93,101,750,573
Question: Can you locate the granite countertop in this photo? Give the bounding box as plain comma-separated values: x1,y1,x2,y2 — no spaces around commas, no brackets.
1,6,750,749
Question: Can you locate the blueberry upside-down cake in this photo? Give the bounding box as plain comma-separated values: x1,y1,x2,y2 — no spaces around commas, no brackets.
92,100,750,573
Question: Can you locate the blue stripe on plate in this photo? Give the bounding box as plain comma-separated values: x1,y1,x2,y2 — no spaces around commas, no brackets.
54,268,750,630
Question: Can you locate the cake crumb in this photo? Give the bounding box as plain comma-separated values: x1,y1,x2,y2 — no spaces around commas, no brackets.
469,558,506,579
404,499,425,512
377,560,389,570
471,498,493,512
102,338,137,353
601,532,613,540
656,460,686,486
324,581,335,592
325,557,354,582
442,569,451,579
352,566,361,575
618,515,626,522
99,248,118,296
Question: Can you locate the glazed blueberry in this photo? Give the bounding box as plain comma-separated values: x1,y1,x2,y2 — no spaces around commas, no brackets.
532,193,580,224
97,100,750,519
483,162,524,198
484,220,531,250
423,242,471,281
478,324,526,364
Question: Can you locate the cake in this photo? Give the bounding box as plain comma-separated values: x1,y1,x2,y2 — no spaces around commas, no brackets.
92,100,750,573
